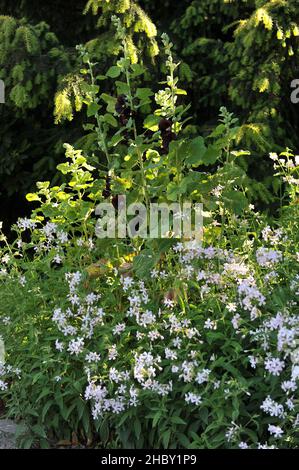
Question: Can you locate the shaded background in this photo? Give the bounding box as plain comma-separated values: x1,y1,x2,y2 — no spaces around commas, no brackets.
0,0,298,230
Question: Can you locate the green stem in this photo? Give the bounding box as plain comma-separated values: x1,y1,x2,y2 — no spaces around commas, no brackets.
87,60,111,168
123,42,150,212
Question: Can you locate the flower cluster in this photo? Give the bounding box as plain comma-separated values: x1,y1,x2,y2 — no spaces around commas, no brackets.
40,228,299,448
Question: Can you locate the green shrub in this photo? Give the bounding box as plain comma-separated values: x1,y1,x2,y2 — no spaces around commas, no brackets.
0,23,298,449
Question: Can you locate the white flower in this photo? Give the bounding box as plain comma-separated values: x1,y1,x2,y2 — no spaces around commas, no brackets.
291,365,299,381
17,218,37,231
0,380,8,391
163,298,174,308
65,271,82,292
172,337,182,349
256,248,282,267
85,352,101,363
264,357,285,376
211,185,224,198
249,356,258,369
85,293,100,305
165,348,177,360
57,231,68,244
281,380,297,393
112,323,126,335
19,275,26,287
109,368,121,383
54,252,64,264
76,238,84,247
231,314,241,330
227,303,237,312
138,310,155,327
258,443,277,449
42,222,57,238
268,424,283,438
195,369,211,385
261,396,285,417
1,254,10,264
225,423,240,442
269,152,278,161
108,345,118,361
204,318,217,330
185,392,202,406
286,398,294,410
121,276,134,291
88,238,94,251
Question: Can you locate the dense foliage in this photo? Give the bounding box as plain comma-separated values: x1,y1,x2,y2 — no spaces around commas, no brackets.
1,1,299,226
0,22,298,449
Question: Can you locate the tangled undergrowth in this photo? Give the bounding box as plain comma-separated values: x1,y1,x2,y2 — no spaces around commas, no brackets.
0,19,298,449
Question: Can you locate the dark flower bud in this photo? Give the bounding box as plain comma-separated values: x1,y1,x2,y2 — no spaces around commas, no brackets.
161,130,177,154
115,95,127,114
102,175,111,199
159,118,172,133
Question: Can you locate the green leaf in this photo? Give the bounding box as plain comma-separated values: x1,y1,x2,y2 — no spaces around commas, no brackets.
37,388,51,402
201,144,221,165
26,193,40,202
40,439,51,449
136,88,154,100
101,93,117,113
198,407,209,425
143,114,160,131
133,250,160,278
21,437,35,449
76,398,86,420
152,410,162,428
115,81,130,95
99,419,109,443
166,181,187,201
231,150,251,157
162,429,171,449
32,424,47,438
176,88,187,95
171,416,187,425
41,401,53,422
103,113,118,127
36,181,50,190
209,124,226,138
134,419,142,439
109,133,124,147
222,190,248,215
15,423,27,439
177,433,190,447
130,64,145,77
82,407,91,436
